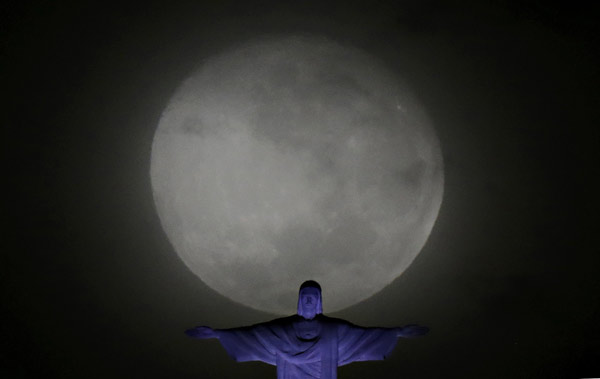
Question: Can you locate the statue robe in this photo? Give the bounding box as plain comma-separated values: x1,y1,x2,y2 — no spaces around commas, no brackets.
216,314,398,379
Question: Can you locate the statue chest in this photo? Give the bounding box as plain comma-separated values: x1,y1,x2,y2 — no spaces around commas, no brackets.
293,319,322,340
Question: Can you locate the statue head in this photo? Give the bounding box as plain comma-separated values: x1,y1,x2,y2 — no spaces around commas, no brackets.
297,280,323,319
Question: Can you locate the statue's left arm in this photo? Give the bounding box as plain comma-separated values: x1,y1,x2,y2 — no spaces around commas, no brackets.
395,324,430,338
336,321,429,366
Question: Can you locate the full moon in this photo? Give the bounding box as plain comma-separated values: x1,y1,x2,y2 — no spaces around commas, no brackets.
150,36,443,314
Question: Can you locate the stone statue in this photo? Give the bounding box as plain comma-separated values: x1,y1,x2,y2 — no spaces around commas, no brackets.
185,280,428,378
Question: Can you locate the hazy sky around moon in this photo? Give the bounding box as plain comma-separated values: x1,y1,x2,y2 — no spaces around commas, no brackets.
150,35,444,314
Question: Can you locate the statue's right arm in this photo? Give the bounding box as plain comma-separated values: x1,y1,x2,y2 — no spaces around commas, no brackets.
185,326,220,339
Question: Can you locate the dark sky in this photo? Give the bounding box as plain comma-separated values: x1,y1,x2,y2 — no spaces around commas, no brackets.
3,1,599,378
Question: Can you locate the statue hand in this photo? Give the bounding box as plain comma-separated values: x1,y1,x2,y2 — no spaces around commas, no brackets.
396,324,429,338
185,326,218,339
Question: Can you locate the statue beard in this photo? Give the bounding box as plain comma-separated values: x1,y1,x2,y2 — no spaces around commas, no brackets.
300,308,317,320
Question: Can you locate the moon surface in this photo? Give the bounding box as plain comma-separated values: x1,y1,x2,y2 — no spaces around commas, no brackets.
150,36,444,314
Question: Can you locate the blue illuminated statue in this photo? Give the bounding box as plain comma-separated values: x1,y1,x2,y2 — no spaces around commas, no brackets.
186,280,428,379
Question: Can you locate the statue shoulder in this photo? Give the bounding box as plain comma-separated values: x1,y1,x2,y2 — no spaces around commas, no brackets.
263,314,301,326
315,314,352,326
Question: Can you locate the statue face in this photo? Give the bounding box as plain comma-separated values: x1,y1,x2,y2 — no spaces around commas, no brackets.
300,288,320,310
297,281,323,318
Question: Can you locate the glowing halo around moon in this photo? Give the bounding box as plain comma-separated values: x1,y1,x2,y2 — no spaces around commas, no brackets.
150,35,444,315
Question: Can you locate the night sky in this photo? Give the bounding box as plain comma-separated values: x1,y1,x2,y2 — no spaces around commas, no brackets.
3,1,599,378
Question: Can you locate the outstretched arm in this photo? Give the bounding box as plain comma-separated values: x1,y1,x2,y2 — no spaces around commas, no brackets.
186,322,280,365
185,326,219,339
395,324,429,338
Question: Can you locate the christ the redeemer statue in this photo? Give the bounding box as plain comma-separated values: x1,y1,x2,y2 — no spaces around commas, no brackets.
185,280,428,379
